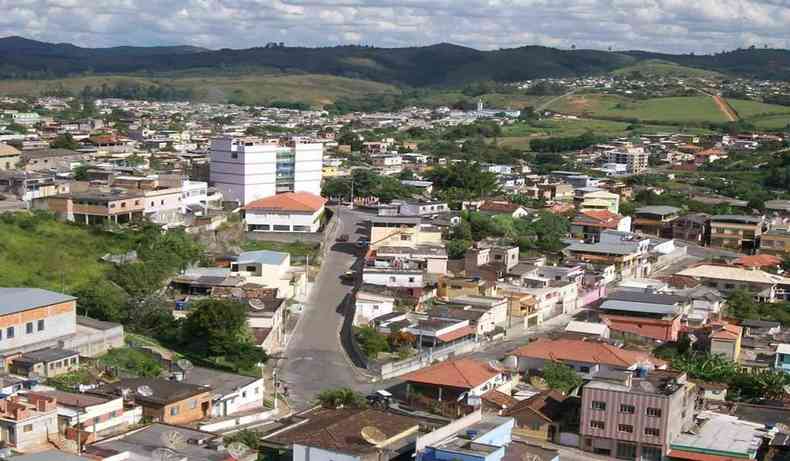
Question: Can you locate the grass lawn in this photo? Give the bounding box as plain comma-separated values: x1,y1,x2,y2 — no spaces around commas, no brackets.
241,240,320,263
749,114,790,130
0,213,135,292
99,347,163,378
0,73,399,107
548,94,729,123
728,99,790,119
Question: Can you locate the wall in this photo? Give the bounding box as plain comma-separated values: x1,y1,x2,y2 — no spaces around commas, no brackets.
6,412,58,450
293,444,360,461
246,208,323,233
217,378,265,417
0,301,77,355
61,322,124,358
156,392,212,425
375,339,480,380
416,409,482,453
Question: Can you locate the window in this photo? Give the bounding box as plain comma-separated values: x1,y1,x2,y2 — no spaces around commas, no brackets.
246,266,256,273
150,201,155,207
7,327,14,339
94,417,100,424
408,277,415,283
242,391,247,398
618,424,633,433
23,424,32,433
590,420,605,430
170,405,180,416
231,151,238,159
110,411,117,418
620,404,635,414
529,421,542,431
26,322,33,334
580,366,591,373
591,401,606,411
646,407,662,417
644,427,660,437
400,234,411,241
121,202,126,208
70,357,77,365
37,319,44,331
616,443,637,461
641,446,662,461
189,399,197,409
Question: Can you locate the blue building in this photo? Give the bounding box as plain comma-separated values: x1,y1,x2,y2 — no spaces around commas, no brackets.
419,415,514,461
776,343,790,373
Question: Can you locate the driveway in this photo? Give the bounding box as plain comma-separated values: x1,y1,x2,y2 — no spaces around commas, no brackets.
277,206,372,408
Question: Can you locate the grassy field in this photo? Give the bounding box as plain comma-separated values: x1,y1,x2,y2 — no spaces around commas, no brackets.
0,213,135,292
727,99,790,119
0,73,400,107
548,94,728,123
749,114,790,130
611,59,723,79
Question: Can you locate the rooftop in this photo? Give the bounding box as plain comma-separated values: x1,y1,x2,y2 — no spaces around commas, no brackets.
90,422,225,461
677,264,789,285
670,413,765,460
586,369,688,396
178,366,259,398
510,338,665,369
235,250,289,266
246,191,327,212
635,205,681,216
14,348,79,365
0,288,76,316
94,377,210,406
711,214,764,225
402,358,500,389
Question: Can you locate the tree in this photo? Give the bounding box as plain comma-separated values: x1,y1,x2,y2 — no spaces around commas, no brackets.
446,239,471,259
50,133,79,150
726,289,759,320
74,280,128,322
182,299,251,358
316,388,366,409
72,164,90,181
355,326,390,358
542,361,582,393
425,162,500,200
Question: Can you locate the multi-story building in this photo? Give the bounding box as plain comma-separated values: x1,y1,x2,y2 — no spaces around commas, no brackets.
41,390,141,442
47,190,146,225
672,213,710,245
678,264,790,303
209,136,323,205
0,393,58,451
606,147,648,175
759,227,790,256
632,206,680,238
93,378,212,425
709,215,766,253
580,370,695,461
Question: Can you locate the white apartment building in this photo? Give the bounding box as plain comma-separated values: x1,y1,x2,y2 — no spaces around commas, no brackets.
606,147,648,175
209,136,323,205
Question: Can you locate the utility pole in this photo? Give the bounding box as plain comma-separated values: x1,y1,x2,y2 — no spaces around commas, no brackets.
350,176,355,210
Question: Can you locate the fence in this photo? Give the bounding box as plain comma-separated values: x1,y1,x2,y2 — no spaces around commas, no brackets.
371,338,480,380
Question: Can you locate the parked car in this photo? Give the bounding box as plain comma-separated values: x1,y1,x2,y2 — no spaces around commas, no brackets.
340,270,355,281
356,239,369,248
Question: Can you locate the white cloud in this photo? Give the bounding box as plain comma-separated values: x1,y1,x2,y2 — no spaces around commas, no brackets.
0,0,788,52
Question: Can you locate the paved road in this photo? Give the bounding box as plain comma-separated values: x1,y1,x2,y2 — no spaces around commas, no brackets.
277,206,371,408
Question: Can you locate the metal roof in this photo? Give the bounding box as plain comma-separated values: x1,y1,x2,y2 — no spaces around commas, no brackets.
608,290,687,305
236,250,289,266
0,288,76,316
600,299,679,315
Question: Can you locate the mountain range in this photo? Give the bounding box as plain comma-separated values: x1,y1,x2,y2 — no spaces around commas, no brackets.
2,36,790,85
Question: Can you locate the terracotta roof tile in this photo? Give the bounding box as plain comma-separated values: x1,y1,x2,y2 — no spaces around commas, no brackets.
246,192,327,212
402,358,500,389
734,254,782,268
510,338,665,368
481,389,517,409
437,325,476,343
504,390,568,422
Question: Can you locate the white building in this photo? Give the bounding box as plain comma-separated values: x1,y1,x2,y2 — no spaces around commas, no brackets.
181,180,209,209
177,366,264,418
209,136,323,205
354,291,395,326
606,147,648,175
245,192,327,233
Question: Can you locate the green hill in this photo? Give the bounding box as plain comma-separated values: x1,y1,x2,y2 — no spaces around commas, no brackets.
612,59,723,79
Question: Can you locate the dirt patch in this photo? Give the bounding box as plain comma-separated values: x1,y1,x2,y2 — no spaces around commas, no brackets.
566,96,593,112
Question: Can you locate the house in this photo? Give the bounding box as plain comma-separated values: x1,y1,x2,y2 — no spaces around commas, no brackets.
88,422,228,461
398,201,449,217
369,216,442,249
403,358,507,403
677,264,790,302
92,378,212,425
354,291,395,326
580,370,695,461
229,250,307,299
632,206,680,237
598,290,690,342
503,390,579,444
579,190,620,214
0,393,58,451
668,412,765,461
245,191,327,233
20,148,91,172
565,234,651,280
39,390,141,443
759,227,790,257
417,412,515,461
47,190,146,225
709,322,743,361
438,277,496,300
570,210,631,242
0,170,71,207
709,215,766,253
733,254,783,270
477,201,530,218
606,147,648,175
11,348,80,378
465,243,520,277
263,407,421,461
508,338,666,380
775,343,790,374
375,245,448,275
672,213,710,245
0,143,20,170
176,366,264,417
447,296,508,329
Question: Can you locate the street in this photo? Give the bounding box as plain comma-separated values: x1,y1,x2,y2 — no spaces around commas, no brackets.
277,206,371,408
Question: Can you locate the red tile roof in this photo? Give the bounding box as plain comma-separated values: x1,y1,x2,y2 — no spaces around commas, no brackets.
479,201,522,214
481,389,517,409
602,315,679,342
573,210,623,228
504,390,568,422
402,358,500,389
710,322,742,341
510,338,666,368
246,192,327,212
437,325,476,343
733,254,782,268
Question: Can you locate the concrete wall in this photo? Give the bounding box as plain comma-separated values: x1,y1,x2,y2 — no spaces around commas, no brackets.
375,339,480,380
0,301,76,355
247,208,323,233
416,409,482,453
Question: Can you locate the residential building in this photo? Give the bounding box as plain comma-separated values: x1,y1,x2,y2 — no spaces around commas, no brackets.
438,277,497,299
759,227,790,256
20,148,91,172
677,264,790,302
245,191,327,233
0,143,20,170
477,200,530,218
11,348,80,378
632,206,680,238
447,296,508,328
354,291,395,326
508,338,666,380
503,390,579,444
606,147,648,175
369,216,443,248
580,370,696,461
672,213,710,245
403,358,507,403
209,136,323,205
88,422,227,461
40,390,141,443
0,393,58,451
775,343,790,374
0,171,70,208
398,200,449,217
418,413,515,461
579,190,620,214
47,190,146,225
229,250,307,299
709,215,766,253
709,322,743,362
564,321,610,339
93,378,212,425
176,366,264,417
668,412,764,461
565,233,651,280
375,245,448,275
570,210,631,242
263,407,421,461
598,290,690,342
465,243,520,277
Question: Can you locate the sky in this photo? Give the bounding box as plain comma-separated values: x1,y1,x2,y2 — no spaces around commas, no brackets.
1,0,789,53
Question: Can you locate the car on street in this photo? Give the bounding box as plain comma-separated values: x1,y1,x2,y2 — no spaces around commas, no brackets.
356,238,369,248
340,270,355,281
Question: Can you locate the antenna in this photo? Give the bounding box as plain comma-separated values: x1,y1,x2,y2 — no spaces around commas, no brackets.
227,441,251,460
137,385,154,397
177,358,194,372
360,426,388,445
162,430,187,450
